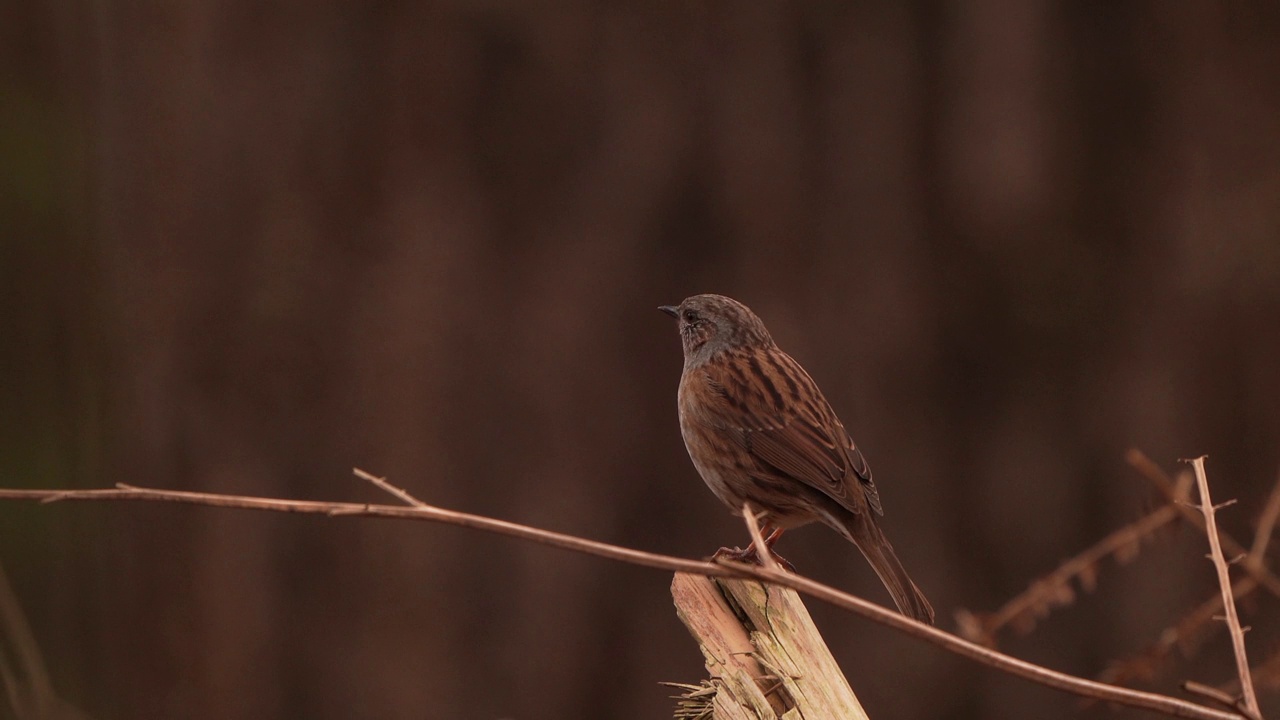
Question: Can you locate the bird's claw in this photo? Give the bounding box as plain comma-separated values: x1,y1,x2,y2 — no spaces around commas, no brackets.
708,545,796,573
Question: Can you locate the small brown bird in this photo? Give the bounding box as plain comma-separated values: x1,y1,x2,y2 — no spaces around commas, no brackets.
661,294,934,624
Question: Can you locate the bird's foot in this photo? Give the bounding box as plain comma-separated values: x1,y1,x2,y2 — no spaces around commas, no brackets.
709,545,796,573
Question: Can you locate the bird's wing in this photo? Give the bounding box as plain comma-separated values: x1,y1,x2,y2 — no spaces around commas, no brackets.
698,347,882,516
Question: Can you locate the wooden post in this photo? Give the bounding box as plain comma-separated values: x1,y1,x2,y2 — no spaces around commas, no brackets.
671,573,870,720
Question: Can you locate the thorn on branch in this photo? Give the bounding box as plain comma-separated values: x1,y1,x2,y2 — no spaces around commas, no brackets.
353,467,430,508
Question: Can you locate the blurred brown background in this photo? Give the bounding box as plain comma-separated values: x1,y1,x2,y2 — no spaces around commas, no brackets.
3,2,1280,719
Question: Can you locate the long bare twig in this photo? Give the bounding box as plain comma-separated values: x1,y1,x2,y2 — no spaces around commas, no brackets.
1183,681,1249,715
1184,456,1261,720
740,502,781,573
1129,450,1280,598
0,478,1248,720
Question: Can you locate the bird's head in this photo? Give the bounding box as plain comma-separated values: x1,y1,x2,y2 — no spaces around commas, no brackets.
659,294,775,367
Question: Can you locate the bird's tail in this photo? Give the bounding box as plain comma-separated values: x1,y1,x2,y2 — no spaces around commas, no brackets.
841,513,935,625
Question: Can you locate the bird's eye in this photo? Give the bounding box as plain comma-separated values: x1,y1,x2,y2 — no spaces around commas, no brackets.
683,310,698,323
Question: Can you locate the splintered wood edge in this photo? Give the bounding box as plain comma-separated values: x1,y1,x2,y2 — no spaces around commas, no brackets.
672,573,781,719
672,573,869,720
723,578,868,720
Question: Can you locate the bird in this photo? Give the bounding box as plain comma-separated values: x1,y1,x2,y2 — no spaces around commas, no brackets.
660,293,934,624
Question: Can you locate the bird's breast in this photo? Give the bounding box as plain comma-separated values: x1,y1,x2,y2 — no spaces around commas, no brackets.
677,370,750,510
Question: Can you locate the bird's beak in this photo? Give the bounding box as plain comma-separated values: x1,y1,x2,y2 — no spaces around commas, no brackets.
658,305,679,318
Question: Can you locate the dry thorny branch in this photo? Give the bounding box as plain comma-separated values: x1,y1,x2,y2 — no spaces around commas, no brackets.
0,455,1269,720
1183,457,1260,720
955,467,1193,646
958,451,1280,718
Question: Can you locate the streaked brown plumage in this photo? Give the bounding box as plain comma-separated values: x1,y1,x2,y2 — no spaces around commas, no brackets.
661,294,934,624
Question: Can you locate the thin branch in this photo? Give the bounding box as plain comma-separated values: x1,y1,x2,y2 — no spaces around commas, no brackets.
961,494,1187,646
1183,681,1250,716
1183,457,1261,720
18,482,724,575
740,503,780,573
0,481,1247,720
1106,456,1280,690
1129,449,1280,598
